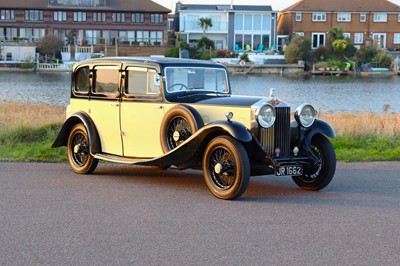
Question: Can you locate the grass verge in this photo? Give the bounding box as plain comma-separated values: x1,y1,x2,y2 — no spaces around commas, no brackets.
0,101,399,162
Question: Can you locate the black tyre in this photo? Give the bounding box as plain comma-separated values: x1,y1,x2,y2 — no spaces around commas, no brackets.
203,136,250,200
292,134,336,190
160,105,204,153
67,124,98,174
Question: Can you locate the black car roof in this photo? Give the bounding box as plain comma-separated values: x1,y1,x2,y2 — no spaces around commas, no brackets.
74,57,227,70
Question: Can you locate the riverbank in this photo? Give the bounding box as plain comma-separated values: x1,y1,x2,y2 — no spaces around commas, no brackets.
0,101,399,162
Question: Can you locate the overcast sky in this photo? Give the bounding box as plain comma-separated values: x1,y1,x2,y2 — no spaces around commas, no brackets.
153,0,400,12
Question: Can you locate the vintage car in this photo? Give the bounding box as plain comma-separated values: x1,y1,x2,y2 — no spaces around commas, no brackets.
53,57,336,200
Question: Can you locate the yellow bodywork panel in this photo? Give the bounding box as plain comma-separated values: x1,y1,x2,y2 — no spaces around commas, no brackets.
120,102,166,158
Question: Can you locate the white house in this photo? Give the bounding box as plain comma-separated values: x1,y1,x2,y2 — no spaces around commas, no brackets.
174,3,278,52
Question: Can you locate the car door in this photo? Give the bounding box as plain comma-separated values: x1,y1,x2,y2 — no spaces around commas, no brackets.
89,64,123,156
120,66,165,158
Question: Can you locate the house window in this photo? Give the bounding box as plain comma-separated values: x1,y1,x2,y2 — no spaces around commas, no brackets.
312,33,325,49
312,12,326,21
150,14,164,24
93,12,106,22
373,13,387,22
0,10,15,20
294,32,304,36
360,13,366,22
262,14,271,31
235,14,243,30
132,13,144,23
354,33,363,44
343,33,351,39
337,12,351,22
73,12,86,22
394,33,400,44
244,14,252,30
398,14,400,22
25,10,44,21
112,13,125,23
253,15,261,30
54,11,67,22
296,12,302,21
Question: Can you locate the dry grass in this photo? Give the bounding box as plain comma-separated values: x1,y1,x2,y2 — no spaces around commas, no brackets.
319,112,400,137
0,101,65,130
1,101,399,138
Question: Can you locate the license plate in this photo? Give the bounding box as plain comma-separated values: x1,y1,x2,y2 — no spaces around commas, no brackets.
275,165,303,176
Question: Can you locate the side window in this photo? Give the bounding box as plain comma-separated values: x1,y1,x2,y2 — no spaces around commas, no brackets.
93,67,119,94
126,67,160,96
74,67,90,94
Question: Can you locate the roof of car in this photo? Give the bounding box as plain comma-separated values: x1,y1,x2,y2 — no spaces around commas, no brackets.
74,57,227,70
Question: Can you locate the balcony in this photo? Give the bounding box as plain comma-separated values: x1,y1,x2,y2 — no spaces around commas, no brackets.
183,22,228,32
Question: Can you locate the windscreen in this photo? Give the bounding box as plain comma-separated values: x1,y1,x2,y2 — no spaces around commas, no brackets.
164,67,229,94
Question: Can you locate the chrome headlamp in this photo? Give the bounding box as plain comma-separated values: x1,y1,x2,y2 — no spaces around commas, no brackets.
256,104,276,128
295,104,317,128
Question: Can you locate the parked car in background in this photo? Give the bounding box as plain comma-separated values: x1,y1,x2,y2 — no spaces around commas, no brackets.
53,57,336,200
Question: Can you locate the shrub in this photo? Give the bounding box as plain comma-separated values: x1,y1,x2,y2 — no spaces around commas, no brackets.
164,47,180,58
332,39,347,54
313,46,330,61
343,39,357,58
197,36,215,49
371,50,393,68
215,49,238,58
284,35,311,63
240,53,249,62
314,61,328,70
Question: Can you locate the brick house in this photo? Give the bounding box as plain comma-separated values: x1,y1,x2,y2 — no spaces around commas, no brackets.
277,0,400,50
0,0,170,46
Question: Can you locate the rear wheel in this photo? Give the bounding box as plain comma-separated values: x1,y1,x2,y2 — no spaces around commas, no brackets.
203,136,250,200
67,124,98,174
160,105,203,153
292,135,336,190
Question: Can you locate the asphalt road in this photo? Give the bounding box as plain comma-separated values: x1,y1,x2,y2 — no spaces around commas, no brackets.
1,162,399,266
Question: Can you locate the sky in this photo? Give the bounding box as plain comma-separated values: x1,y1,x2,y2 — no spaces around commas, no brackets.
152,0,400,13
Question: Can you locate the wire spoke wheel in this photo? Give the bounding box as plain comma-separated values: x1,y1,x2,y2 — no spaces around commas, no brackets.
209,147,236,189
292,135,336,190
203,136,250,200
67,124,98,174
166,116,192,150
160,105,204,153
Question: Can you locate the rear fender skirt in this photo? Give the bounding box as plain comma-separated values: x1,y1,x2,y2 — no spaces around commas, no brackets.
51,112,101,154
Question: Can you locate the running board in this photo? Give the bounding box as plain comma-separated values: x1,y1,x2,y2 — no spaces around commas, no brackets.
93,153,154,165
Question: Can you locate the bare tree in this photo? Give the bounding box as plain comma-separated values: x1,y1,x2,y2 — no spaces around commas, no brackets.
36,34,64,58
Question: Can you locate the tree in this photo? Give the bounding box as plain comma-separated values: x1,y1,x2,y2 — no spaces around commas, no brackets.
328,27,344,46
198,17,213,35
37,34,64,59
284,35,311,63
332,39,347,54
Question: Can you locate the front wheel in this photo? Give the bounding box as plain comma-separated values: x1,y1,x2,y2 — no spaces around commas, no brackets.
67,124,98,174
203,136,250,200
292,134,336,190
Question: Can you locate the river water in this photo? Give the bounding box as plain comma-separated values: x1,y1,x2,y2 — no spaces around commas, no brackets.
0,72,399,114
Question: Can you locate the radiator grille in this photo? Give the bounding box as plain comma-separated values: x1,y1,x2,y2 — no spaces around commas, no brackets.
259,107,291,158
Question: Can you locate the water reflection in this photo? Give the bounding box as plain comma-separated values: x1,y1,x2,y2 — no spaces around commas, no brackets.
0,72,399,113
231,74,400,113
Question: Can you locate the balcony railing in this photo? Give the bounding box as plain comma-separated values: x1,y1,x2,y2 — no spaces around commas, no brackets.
183,22,228,32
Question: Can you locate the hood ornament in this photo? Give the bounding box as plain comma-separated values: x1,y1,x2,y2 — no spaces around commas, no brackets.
269,88,275,98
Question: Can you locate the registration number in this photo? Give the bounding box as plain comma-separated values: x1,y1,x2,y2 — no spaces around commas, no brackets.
275,165,303,176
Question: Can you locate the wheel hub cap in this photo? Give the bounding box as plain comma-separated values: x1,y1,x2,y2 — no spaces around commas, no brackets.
73,144,81,154
173,131,180,141
214,163,223,174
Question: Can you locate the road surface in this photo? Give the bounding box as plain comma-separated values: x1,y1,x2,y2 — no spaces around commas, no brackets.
1,162,399,265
